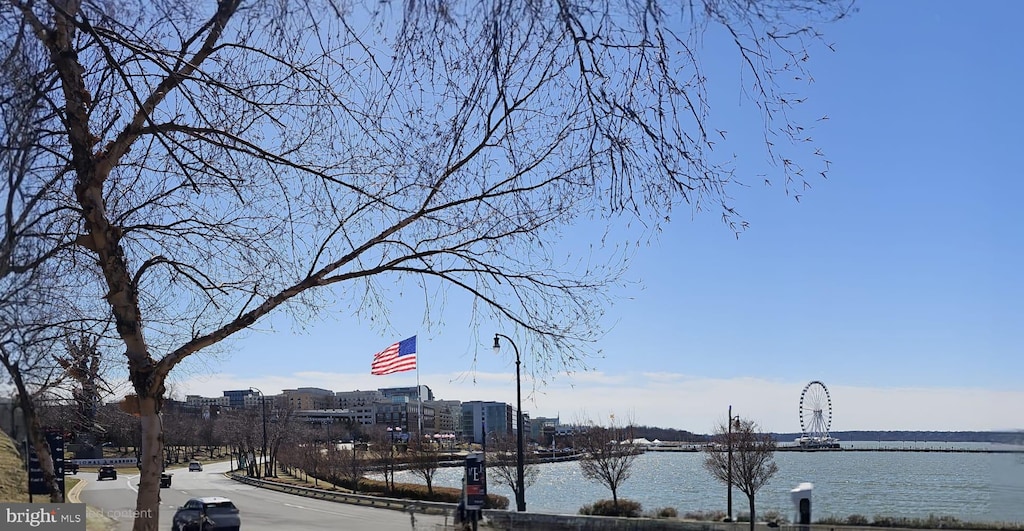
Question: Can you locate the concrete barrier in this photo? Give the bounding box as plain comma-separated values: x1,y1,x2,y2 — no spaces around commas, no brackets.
229,473,456,517
230,475,952,531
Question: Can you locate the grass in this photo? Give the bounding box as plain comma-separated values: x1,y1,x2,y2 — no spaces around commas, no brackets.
0,430,29,502
2,430,116,531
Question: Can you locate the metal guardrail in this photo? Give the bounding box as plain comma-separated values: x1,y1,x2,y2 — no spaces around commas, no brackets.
229,473,457,516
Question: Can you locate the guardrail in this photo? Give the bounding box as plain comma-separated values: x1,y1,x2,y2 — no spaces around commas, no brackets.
229,473,457,517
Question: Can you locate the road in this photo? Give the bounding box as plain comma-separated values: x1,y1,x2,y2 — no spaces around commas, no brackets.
78,461,454,530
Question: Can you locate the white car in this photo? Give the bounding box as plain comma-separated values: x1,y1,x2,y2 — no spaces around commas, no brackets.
188,461,203,472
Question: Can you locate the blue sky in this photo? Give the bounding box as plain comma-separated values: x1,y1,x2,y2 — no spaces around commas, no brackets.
173,1,1023,434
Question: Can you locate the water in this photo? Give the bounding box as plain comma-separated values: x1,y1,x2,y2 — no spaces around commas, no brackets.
389,442,1024,523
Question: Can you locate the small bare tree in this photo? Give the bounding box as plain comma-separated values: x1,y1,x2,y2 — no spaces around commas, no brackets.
576,417,641,509
367,426,400,493
703,418,779,530
406,437,441,495
338,441,369,493
487,430,540,506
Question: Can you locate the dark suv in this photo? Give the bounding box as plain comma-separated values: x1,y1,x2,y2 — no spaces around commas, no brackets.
172,497,240,531
97,465,117,480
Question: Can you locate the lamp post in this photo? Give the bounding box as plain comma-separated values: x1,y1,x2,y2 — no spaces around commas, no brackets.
727,405,740,522
250,387,268,478
493,333,526,512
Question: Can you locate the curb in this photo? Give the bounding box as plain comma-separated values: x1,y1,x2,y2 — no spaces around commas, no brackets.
68,477,119,531
66,477,86,503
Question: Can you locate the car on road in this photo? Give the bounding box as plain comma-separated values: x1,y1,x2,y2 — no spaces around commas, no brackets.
188,461,203,472
172,497,240,531
65,462,79,475
160,472,172,488
97,465,117,480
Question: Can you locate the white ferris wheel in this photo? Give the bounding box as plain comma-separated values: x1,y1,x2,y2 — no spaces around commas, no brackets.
799,380,833,442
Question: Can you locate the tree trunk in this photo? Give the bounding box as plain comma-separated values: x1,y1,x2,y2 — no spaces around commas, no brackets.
748,494,756,531
133,394,164,531
3,357,63,502
24,405,63,502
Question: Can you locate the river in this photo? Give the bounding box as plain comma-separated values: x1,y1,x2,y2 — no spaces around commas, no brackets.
389,442,1024,523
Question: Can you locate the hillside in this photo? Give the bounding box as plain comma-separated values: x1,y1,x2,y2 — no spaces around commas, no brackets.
0,429,29,502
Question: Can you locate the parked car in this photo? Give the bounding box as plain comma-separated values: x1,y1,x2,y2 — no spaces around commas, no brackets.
97,466,117,480
188,461,203,472
172,497,240,531
160,472,172,488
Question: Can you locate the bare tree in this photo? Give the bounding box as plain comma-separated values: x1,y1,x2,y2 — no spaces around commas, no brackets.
2,2,850,528
0,17,76,502
367,426,400,493
487,430,540,505
266,405,299,477
0,328,66,502
576,417,641,509
406,437,442,495
338,440,369,493
703,418,779,530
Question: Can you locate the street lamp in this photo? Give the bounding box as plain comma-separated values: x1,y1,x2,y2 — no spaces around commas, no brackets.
250,387,268,478
727,405,740,522
493,333,526,512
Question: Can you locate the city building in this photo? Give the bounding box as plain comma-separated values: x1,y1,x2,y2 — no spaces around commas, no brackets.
461,401,513,444
374,401,435,435
379,385,433,403
222,389,256,409
280,387,335,410
182,384,559,444
425,400,462,436
185,395,231,408
335,390,385,409
532,416,559,445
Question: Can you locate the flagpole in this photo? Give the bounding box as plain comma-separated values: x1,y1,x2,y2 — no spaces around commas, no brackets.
416,359,423,435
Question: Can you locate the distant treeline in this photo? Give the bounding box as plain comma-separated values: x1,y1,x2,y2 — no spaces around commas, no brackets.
770,431,1024,444
616,426,1022,445
627,427,1023,444
630,426,706,443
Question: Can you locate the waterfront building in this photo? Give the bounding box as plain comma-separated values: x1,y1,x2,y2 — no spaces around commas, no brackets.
461,401,513,444
221,389,256,409
425,400,462,436
281,387,335,410
335,389,385,409
532,416,559,445
185,394,231,408
379,385,433,402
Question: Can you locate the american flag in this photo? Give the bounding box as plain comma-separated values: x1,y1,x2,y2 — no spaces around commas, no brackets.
370,336,417,375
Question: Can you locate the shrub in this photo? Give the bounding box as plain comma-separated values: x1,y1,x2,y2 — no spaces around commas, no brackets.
762,510,789,525
682,510,727,521
579,499,643,517
813,514,1024,530
655,507,679,519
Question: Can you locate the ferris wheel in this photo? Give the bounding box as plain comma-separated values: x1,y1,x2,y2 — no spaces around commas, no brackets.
799,380,832,440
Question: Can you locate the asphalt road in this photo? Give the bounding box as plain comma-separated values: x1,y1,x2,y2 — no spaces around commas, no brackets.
78,461,454,530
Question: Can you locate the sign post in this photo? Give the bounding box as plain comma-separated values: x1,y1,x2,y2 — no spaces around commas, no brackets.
462,452,486,531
